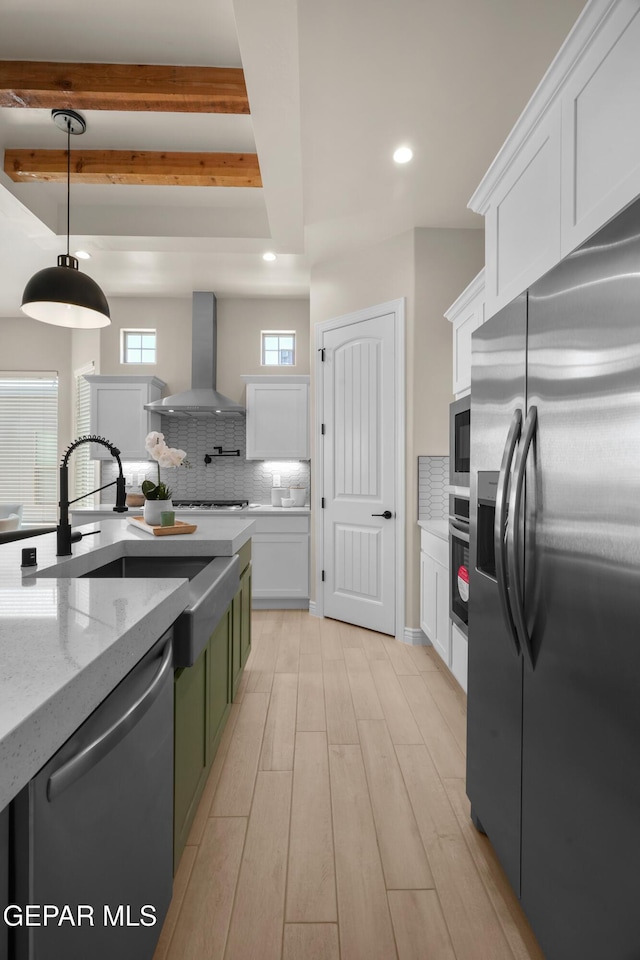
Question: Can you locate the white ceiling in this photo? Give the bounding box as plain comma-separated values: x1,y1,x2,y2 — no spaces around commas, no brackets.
0,0,587,315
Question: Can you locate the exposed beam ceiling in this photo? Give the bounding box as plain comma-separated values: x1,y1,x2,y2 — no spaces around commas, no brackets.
4,149,262,187
0,61,250,114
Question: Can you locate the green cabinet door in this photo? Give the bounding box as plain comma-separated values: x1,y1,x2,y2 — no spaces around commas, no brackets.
231,589,242,700
208,605,232,760
173,647,208,867
240,563,252,668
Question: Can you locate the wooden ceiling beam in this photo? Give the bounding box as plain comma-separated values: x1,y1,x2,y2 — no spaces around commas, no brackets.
0,61,250,114
4,149,262,187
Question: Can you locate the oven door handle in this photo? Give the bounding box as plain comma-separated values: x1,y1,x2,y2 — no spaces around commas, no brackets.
449,518,470,542
495,408,522,657
507,405,537,669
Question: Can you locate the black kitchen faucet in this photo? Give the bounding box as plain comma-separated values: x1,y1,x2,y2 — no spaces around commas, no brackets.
57,435,128,555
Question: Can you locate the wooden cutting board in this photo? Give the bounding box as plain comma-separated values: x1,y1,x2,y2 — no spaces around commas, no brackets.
128,516,198,536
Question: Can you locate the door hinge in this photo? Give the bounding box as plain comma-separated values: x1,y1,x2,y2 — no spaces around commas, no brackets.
321,570,325,581
321,423,325,435
318,347,325,362
321,497,325,508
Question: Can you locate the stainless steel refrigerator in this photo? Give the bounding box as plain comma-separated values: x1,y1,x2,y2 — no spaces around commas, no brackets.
467,196,640,960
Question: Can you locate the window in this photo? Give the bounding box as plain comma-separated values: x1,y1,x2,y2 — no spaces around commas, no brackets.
0,373,58,526
121,329,156,364
261,331,296,366
73,363,96,507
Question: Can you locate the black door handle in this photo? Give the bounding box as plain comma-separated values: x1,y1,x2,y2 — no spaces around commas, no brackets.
371,510,392,519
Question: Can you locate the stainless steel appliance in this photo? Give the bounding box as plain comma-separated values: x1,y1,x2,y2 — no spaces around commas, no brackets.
172,498,248,511
449,493,469,635
449,395,470,486
12,632,174,960
467,196,640,960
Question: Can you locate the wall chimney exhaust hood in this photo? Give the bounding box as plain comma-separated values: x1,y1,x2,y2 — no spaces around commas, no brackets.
145,292,244,418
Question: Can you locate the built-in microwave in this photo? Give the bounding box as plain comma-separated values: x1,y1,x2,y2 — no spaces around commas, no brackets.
449,395,470,487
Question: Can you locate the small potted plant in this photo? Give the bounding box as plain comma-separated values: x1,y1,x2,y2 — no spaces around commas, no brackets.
142,432,189,525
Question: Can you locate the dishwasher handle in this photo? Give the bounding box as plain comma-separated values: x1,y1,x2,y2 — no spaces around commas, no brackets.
47,639,173,802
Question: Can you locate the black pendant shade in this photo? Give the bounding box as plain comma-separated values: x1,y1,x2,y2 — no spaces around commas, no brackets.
20,109,111,329
21,254,111,328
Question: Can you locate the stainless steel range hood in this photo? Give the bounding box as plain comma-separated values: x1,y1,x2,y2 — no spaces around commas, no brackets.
145,292,244,418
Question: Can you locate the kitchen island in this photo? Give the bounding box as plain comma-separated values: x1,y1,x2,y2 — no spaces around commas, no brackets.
0,517,254,812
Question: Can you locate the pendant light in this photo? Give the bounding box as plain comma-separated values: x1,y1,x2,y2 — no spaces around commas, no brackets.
20,109,110,328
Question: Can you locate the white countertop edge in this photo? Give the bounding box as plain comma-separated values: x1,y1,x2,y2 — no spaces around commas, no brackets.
0,580,189,811
69,503,310,518
418,519,449,542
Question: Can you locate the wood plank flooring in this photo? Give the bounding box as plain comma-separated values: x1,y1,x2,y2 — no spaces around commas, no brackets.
154,610,544,960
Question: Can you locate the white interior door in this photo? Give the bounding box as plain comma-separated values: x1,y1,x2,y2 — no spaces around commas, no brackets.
322,312,396,634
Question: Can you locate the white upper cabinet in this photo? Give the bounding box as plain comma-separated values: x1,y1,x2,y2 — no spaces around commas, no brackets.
445,269,485,397
560,3,640,255
242,375,310,460
470,0,640,318
484,102,562,314
85,375,165,460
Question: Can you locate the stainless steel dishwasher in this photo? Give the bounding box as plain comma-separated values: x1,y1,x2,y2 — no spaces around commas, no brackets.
12,632,174,960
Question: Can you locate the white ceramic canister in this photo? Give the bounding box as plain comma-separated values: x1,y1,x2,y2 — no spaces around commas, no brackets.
270,487,288,506
288,486,307,506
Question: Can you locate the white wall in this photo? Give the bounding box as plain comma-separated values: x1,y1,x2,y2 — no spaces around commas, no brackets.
98,295,310,403
217,298,310,402
99,297,192,395
310,227,484,632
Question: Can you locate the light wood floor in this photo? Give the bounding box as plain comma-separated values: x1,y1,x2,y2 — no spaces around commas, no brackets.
153,611,544,960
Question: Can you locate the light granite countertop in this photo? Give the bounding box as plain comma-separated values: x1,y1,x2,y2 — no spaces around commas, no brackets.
417,519,449,542
0,517,254,810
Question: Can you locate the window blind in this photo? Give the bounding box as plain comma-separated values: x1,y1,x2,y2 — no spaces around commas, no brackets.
0,374,58,526
73,365,95,507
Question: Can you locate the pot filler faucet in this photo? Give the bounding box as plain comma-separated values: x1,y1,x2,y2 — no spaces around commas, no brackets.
57,435,127,556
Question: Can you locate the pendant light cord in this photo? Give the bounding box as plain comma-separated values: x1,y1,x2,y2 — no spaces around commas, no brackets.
66,118,71,258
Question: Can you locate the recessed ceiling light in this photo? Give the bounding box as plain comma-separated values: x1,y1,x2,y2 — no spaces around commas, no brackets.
262,252,277,262
74,250,91,260
393,146,413,164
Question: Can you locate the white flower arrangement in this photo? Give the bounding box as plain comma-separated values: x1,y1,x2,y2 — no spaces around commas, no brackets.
142,432,190,500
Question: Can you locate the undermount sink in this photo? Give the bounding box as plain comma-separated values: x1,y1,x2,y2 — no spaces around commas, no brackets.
78,555,216,581
37,551,240,668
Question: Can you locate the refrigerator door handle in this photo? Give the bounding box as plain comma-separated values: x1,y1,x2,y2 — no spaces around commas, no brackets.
507,405,537,669
494,408,522,656
46,639,173,802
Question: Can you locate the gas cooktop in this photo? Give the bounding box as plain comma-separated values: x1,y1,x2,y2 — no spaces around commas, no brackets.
172,499,249,511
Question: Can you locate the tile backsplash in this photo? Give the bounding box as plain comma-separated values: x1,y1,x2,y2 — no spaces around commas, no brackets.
100,416,310,504
418,455,449,520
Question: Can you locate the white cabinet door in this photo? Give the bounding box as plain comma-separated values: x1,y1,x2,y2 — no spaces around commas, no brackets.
560,4,640,256
484,100,562,318
446,269,485,397
85,376,165,460
251,532,309,605
245,380,309,460
420,550,450,667
452,297,484,396
451,622,468,693
420,551,437,641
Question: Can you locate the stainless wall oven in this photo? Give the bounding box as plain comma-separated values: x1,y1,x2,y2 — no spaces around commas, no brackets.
449,396,470,486
449,493,469,635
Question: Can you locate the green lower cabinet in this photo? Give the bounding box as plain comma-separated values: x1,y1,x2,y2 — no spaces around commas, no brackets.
240,564,252,669
173,647,208,867
208,605,232,759
173,542,253,871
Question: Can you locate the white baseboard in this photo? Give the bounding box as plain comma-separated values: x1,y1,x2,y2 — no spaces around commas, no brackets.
402,627,431,647
252,598,309,610
308,600,319,617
